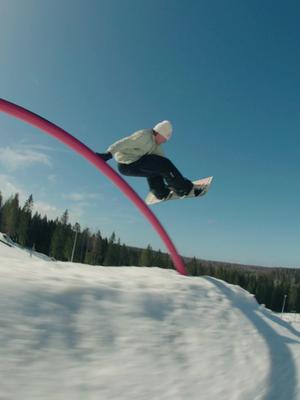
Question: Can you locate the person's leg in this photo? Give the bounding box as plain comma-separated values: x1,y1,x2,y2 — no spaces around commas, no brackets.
135,155,193,196
147,175,171,199
118,160,170,199
118,155,193,197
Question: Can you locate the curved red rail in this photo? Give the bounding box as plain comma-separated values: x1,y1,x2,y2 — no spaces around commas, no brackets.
0,98,187,275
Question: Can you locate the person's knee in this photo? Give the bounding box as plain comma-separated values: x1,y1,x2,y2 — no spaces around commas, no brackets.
160,157,174,170
118,163,130,175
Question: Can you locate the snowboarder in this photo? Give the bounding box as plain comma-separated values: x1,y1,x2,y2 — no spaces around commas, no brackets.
96,120,202,200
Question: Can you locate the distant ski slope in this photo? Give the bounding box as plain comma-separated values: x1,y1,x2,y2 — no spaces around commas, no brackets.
0,232,53,261
0,233,299,400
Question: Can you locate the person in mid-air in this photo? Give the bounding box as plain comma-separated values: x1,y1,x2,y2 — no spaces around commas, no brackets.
96,120,202,200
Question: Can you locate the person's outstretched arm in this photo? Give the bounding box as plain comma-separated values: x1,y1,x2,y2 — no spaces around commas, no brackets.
95,152,112,161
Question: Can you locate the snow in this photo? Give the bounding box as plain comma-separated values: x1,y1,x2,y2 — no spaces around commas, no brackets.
0,234,300,400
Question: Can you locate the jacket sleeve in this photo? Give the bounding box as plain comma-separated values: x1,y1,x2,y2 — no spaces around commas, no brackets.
106,131,145,155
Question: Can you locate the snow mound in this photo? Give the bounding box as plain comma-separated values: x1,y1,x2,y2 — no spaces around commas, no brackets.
0,240,300,400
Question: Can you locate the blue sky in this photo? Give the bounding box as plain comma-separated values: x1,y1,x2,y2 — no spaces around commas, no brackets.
1,0,300,267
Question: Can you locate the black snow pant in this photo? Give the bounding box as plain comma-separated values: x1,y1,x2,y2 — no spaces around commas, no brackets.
118,154,193,199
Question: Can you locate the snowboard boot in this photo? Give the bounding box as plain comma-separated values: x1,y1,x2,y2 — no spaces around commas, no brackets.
152,187,171,200
172,179,194,197
194,187,205,197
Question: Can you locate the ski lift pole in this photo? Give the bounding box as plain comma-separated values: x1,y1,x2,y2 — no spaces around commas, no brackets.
281,294,287,317
71,228,79,263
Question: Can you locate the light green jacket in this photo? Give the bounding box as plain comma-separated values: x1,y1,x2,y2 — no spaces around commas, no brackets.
107,129,165,164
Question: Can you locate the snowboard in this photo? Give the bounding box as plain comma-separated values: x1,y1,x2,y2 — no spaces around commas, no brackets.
145,176,213,205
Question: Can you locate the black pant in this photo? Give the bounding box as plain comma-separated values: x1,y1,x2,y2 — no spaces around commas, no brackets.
118,154,193,198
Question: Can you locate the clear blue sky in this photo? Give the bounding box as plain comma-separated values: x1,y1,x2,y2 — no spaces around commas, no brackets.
1,0,300,267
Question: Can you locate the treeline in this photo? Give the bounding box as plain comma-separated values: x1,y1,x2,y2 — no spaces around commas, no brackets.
1,191,300,313
186,258,300,313
0,192,172,268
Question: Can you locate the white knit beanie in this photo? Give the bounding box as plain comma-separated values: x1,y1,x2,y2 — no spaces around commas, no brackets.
153,120,173,140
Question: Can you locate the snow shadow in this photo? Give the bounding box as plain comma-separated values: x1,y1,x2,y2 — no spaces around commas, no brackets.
204,277,298,400
20,287,120,352
259,307,300,340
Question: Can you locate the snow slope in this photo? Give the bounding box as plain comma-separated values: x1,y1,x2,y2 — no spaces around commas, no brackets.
0,237,300,400
281,313,300,330
0,232,53,261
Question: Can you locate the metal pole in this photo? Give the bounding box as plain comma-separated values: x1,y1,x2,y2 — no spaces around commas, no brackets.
281,294,287,317
71,229,78,262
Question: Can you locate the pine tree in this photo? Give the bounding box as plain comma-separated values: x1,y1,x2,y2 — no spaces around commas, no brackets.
94,230,105,265
84,230,106,265
163,252,173,269
42,216,55,255
78,228,90,263
103,232,119,266
115,238,122,266
17,194,34,246
1,194,19,238
288,283,300,312
119,244,130,266
100,237,108,264
187,257,199,275
84,233,96,265
127,248,139,266
140,245,154,267
27,212,47,252
152,249,165,268
61,210,74,261
50,210,71,260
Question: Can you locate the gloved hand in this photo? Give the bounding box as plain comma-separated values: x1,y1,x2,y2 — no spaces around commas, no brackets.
95,152,113,161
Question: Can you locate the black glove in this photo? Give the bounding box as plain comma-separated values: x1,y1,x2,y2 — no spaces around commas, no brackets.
95,152,113,161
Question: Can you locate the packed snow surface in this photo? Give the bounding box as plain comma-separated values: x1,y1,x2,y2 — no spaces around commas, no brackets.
0,234,300,400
